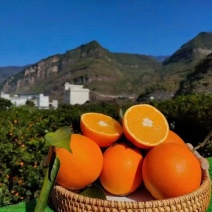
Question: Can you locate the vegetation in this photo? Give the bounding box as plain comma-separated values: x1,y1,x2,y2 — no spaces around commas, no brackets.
151,94,212,156
0,98,12,109
0,94,211,207
0,106,71,206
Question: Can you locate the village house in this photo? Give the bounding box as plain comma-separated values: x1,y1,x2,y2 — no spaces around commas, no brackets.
0,83,89,108
0,92,58,109
64,82,90,105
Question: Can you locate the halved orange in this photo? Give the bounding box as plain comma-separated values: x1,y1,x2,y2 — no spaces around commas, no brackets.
80,112,123,147
123,104,169,149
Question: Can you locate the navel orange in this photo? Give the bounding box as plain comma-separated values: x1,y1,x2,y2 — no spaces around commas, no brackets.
123,104,169,149
99,142,143,196
142,142,202,199
55,134,103,190
80,112,123,147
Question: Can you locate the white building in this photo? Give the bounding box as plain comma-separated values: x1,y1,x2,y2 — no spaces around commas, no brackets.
50,100,58,109
10,95,28,106
64,82,90,105
0,92,10,100
1,92,28,106
0,91,58,109
37,94,49,109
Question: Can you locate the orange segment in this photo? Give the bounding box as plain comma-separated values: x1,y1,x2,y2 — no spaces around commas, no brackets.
123,104,169,149
80,112,123,147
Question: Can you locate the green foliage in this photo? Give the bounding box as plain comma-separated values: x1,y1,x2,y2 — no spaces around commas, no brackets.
79,185,106,200
45,126,72,152
151,94,212,157
137,84,168,102
0,98,12,109
0,107,72,206
26,100,35,107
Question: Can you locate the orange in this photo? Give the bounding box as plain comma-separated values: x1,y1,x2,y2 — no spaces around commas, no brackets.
55,134,103,190
163,130,186,146
80,112,123,147
142,143,202,199
123,104,169,149
99,142,143,196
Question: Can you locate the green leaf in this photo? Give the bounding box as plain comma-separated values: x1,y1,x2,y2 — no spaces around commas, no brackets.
113,99,124,122
79,185,107,200
48,149,60,182
35,152,60,212
45,126,72,152
118,107,124,120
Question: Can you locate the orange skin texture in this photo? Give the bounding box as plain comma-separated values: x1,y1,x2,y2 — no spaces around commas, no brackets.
55,134,103,190
163,130,186,146
99,142,143,196
80,113,123,147
142,143,202,199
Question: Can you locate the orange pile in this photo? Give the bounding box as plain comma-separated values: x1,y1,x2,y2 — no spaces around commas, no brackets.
53,104,202,200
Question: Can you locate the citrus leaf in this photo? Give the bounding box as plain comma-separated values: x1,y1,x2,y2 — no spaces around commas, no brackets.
113,99,124,122
79,185,107,200
44,126,72,152
35,153,60,212
49,150,60,182
118,107,124,120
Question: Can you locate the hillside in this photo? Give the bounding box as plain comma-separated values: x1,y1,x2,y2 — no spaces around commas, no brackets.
0,66,27,83
164,32,212,66
162,32,212,78
0,41,162,102
176,52,212,95
155,32,212,94
1,32,212,103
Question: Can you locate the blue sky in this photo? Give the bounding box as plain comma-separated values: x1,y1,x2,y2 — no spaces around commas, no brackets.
1,0,212,66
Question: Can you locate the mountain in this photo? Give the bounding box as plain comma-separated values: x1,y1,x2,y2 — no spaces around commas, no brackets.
164,32,212,66
0,66,28,83
155,32,212,94
175,52,212,95
153,55,169,62
1,32,212,103
0,41,162,102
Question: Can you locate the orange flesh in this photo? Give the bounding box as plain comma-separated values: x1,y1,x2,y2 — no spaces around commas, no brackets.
124,104,169,145
82,113,122,135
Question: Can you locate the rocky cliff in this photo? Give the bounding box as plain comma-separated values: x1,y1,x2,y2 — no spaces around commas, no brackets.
0,41,162,102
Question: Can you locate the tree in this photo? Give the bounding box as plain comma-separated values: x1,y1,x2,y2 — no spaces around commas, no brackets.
0,98,12,109
26,99,35,107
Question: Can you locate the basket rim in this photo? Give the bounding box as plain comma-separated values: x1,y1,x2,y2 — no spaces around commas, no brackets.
52,168,211,208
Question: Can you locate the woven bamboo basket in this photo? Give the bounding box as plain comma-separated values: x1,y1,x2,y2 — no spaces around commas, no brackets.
51,166,211,212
